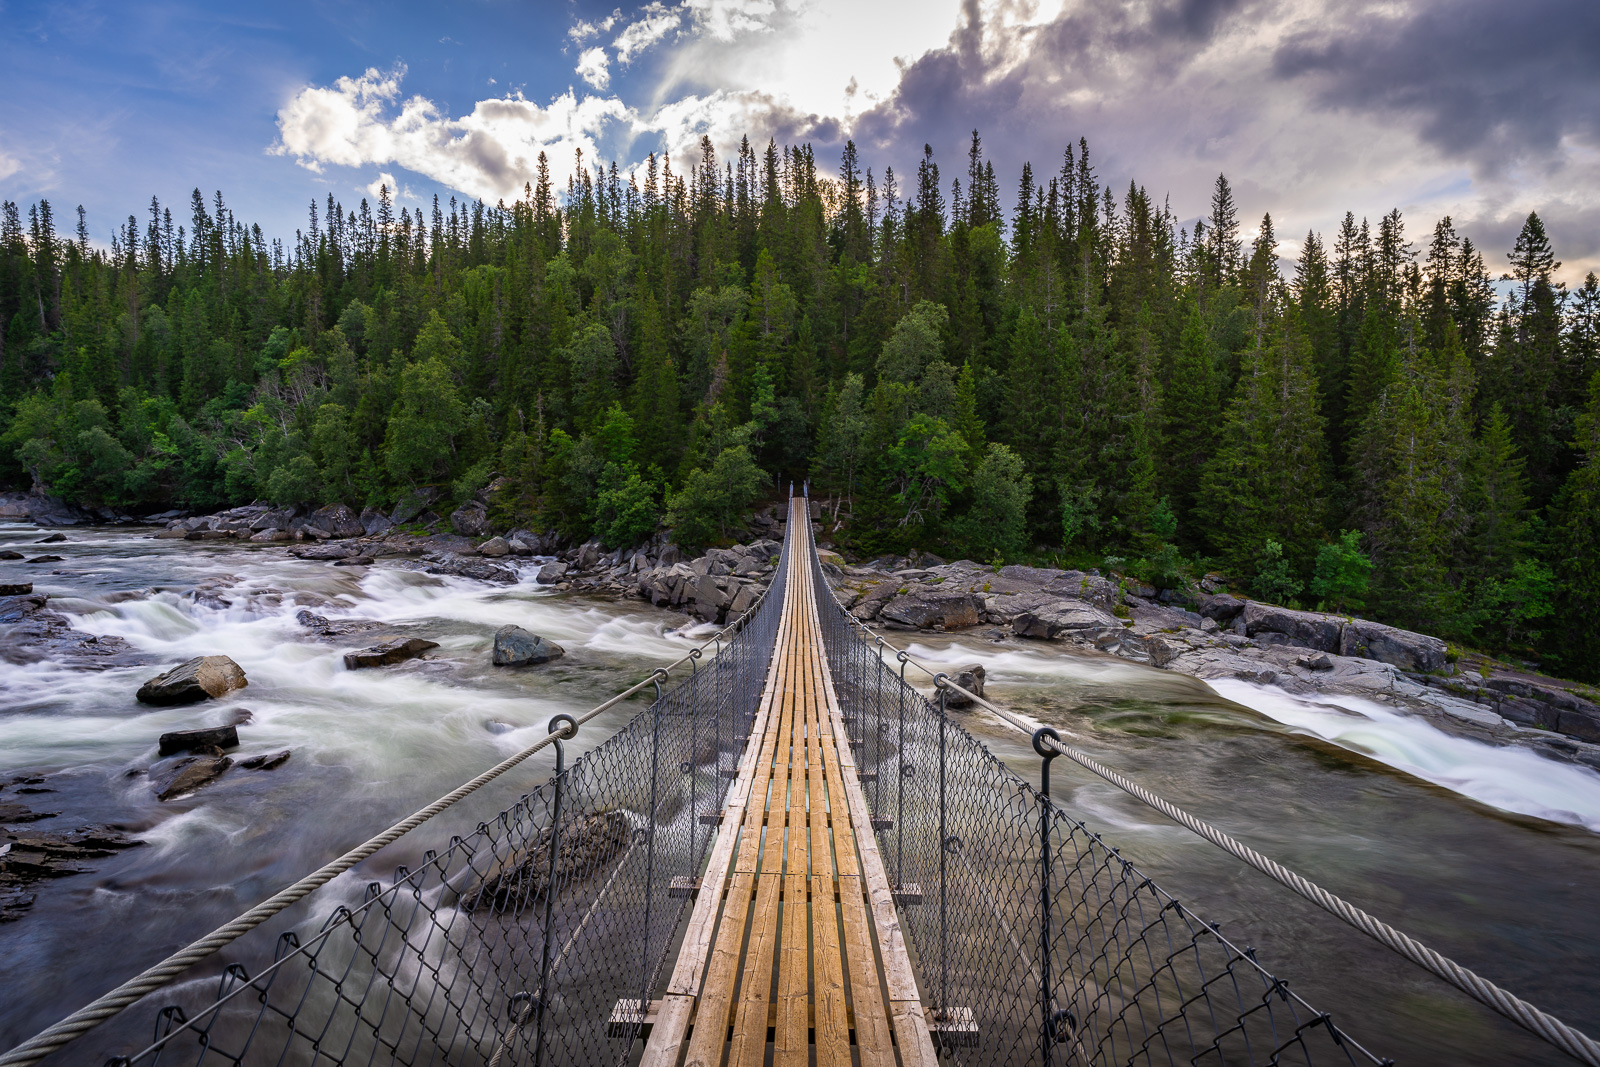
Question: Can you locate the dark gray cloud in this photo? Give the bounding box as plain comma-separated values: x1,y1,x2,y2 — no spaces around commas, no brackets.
1273,0,1600,171
834,0,1599,278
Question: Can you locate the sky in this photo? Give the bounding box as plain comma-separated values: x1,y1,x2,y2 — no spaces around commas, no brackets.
2,0,1597,282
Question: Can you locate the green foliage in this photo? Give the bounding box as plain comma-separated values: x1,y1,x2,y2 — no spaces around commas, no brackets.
1252,540,1304,604
0,156,1592,676
952,442,1031,560
666,445,769,549
1311,530,1373,612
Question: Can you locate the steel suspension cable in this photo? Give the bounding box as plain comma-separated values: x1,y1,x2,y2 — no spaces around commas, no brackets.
814,566,1600,1066
0,579,782,1067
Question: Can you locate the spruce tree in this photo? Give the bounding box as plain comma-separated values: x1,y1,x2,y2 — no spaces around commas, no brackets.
1550,372,1600,679
1159,302,1220,537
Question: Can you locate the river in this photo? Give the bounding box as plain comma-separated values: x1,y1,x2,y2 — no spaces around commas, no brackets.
2,524,1598,1065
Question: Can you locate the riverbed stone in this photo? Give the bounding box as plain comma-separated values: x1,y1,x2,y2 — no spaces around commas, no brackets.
238,750,291,770
0,583,31,596
343,637,439,669
536,561,569,584
478,536,511,557
158,725,239,756
944,663,987,708
492,625,565,667
136,656,248,705
153,756,232,800
34,533,66,544
1338,619,1448,673
878,589,983,630
290,542,358,560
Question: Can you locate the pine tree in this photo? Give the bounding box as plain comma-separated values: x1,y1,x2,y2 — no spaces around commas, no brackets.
1159,302,1220,536
1550,372,1600,679
1201,310,1327,572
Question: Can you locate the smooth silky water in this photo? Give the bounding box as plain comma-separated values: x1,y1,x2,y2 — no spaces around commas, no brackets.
3,525,1599,1064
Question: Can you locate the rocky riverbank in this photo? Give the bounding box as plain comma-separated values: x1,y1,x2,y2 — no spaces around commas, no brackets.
23,490,1599,771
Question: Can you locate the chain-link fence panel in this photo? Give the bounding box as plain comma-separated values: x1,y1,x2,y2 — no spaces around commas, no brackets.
811,556,1389,1067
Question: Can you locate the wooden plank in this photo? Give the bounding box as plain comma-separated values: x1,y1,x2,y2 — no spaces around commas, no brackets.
805,611,853,1067
728,538,803,1067
671,560,803,1067
775,617,811,1067
804,529,938,1067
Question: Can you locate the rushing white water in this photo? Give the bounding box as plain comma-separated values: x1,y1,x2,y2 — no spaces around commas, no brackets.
1208,679,1600,833
888,635,1600,835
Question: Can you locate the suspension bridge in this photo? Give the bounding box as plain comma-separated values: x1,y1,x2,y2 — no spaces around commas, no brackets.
3,497,1598,1067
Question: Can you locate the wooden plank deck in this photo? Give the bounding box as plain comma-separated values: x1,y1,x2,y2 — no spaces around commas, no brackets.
640,499,937,1067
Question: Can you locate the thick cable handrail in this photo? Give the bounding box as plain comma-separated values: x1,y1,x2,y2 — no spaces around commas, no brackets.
0,573,781,1067
814,563,1600,1066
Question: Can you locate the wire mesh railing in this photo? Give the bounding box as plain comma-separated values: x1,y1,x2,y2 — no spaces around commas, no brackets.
23,537,791,1067
809,544,1390,1067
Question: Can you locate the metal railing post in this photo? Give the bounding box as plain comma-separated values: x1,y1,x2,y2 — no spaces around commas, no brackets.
1033,727,1068,1063
533,713,577,1067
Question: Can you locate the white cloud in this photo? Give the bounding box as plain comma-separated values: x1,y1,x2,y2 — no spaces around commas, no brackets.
685,0,778,41
274,67,633,204
364,171,416,202
577,46,611,90
614,2,683,64
570,11,621,41
0,147,20,183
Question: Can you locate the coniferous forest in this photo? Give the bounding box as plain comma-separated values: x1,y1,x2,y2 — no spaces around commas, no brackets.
3,134,1600,678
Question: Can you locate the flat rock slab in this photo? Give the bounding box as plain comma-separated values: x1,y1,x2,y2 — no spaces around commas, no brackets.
153,756,231,800
344,638,439,669
492,625,565,667
158,725,239,757
136,656,248,705
295,609,392,640
0,551,22,560
238,750,291,770
291,543,359,561
427,557,518,583
26,555,63,564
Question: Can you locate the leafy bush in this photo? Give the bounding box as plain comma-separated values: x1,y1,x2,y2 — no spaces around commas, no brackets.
665,445,769,549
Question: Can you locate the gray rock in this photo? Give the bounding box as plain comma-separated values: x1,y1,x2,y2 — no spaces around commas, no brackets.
944,663,987,708
425,557,518,583
389,488,439,525
343,638,440,669
451,503,490,538
248,528,291,542
153,756,232,800
34,533,66,544
492,625,565,667
332,555,373,567
1297,652,1335,671
295,609,392,639
0,550,22,559
1197,594,1248,624
26,555,64,563
310,504,365,539
878,589,984,630
359,507,394,537
479,536,511,557
136,656,248,705
1338,619,1448,673
1241,602,1345,652
536,561,569,584
1012,602,1122,640
158,726,239,757
290,543,358,560
238,750,291,770
0,583,31,596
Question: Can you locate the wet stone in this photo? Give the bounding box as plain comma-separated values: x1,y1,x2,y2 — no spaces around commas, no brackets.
492,625,564,667
238,750,291,770
136,656,248,705
158,725,239,757
343,637,439,669
153,756,232,800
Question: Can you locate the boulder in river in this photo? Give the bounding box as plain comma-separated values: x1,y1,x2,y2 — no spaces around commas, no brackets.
0,583,31,596
34,533,66,544
309,504,365,539
343,637,439,669
492,625,565,667
467,810,630,910
158,725,239,756
478,536,510,557
26,555,63,564
153,756,232,800
290,542,358,561
943,663,987,708
0,550,21,559
295,609,391,640
536,561,569,584
238,750,291,770
877,589,984,630
1,823,139,921
136,656,248,705
425,557,518,583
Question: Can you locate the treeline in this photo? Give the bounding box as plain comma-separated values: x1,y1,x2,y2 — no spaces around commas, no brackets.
2,134,1599,677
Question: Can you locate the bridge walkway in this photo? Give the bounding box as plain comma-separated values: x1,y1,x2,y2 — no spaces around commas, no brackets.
640,499,937,1067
